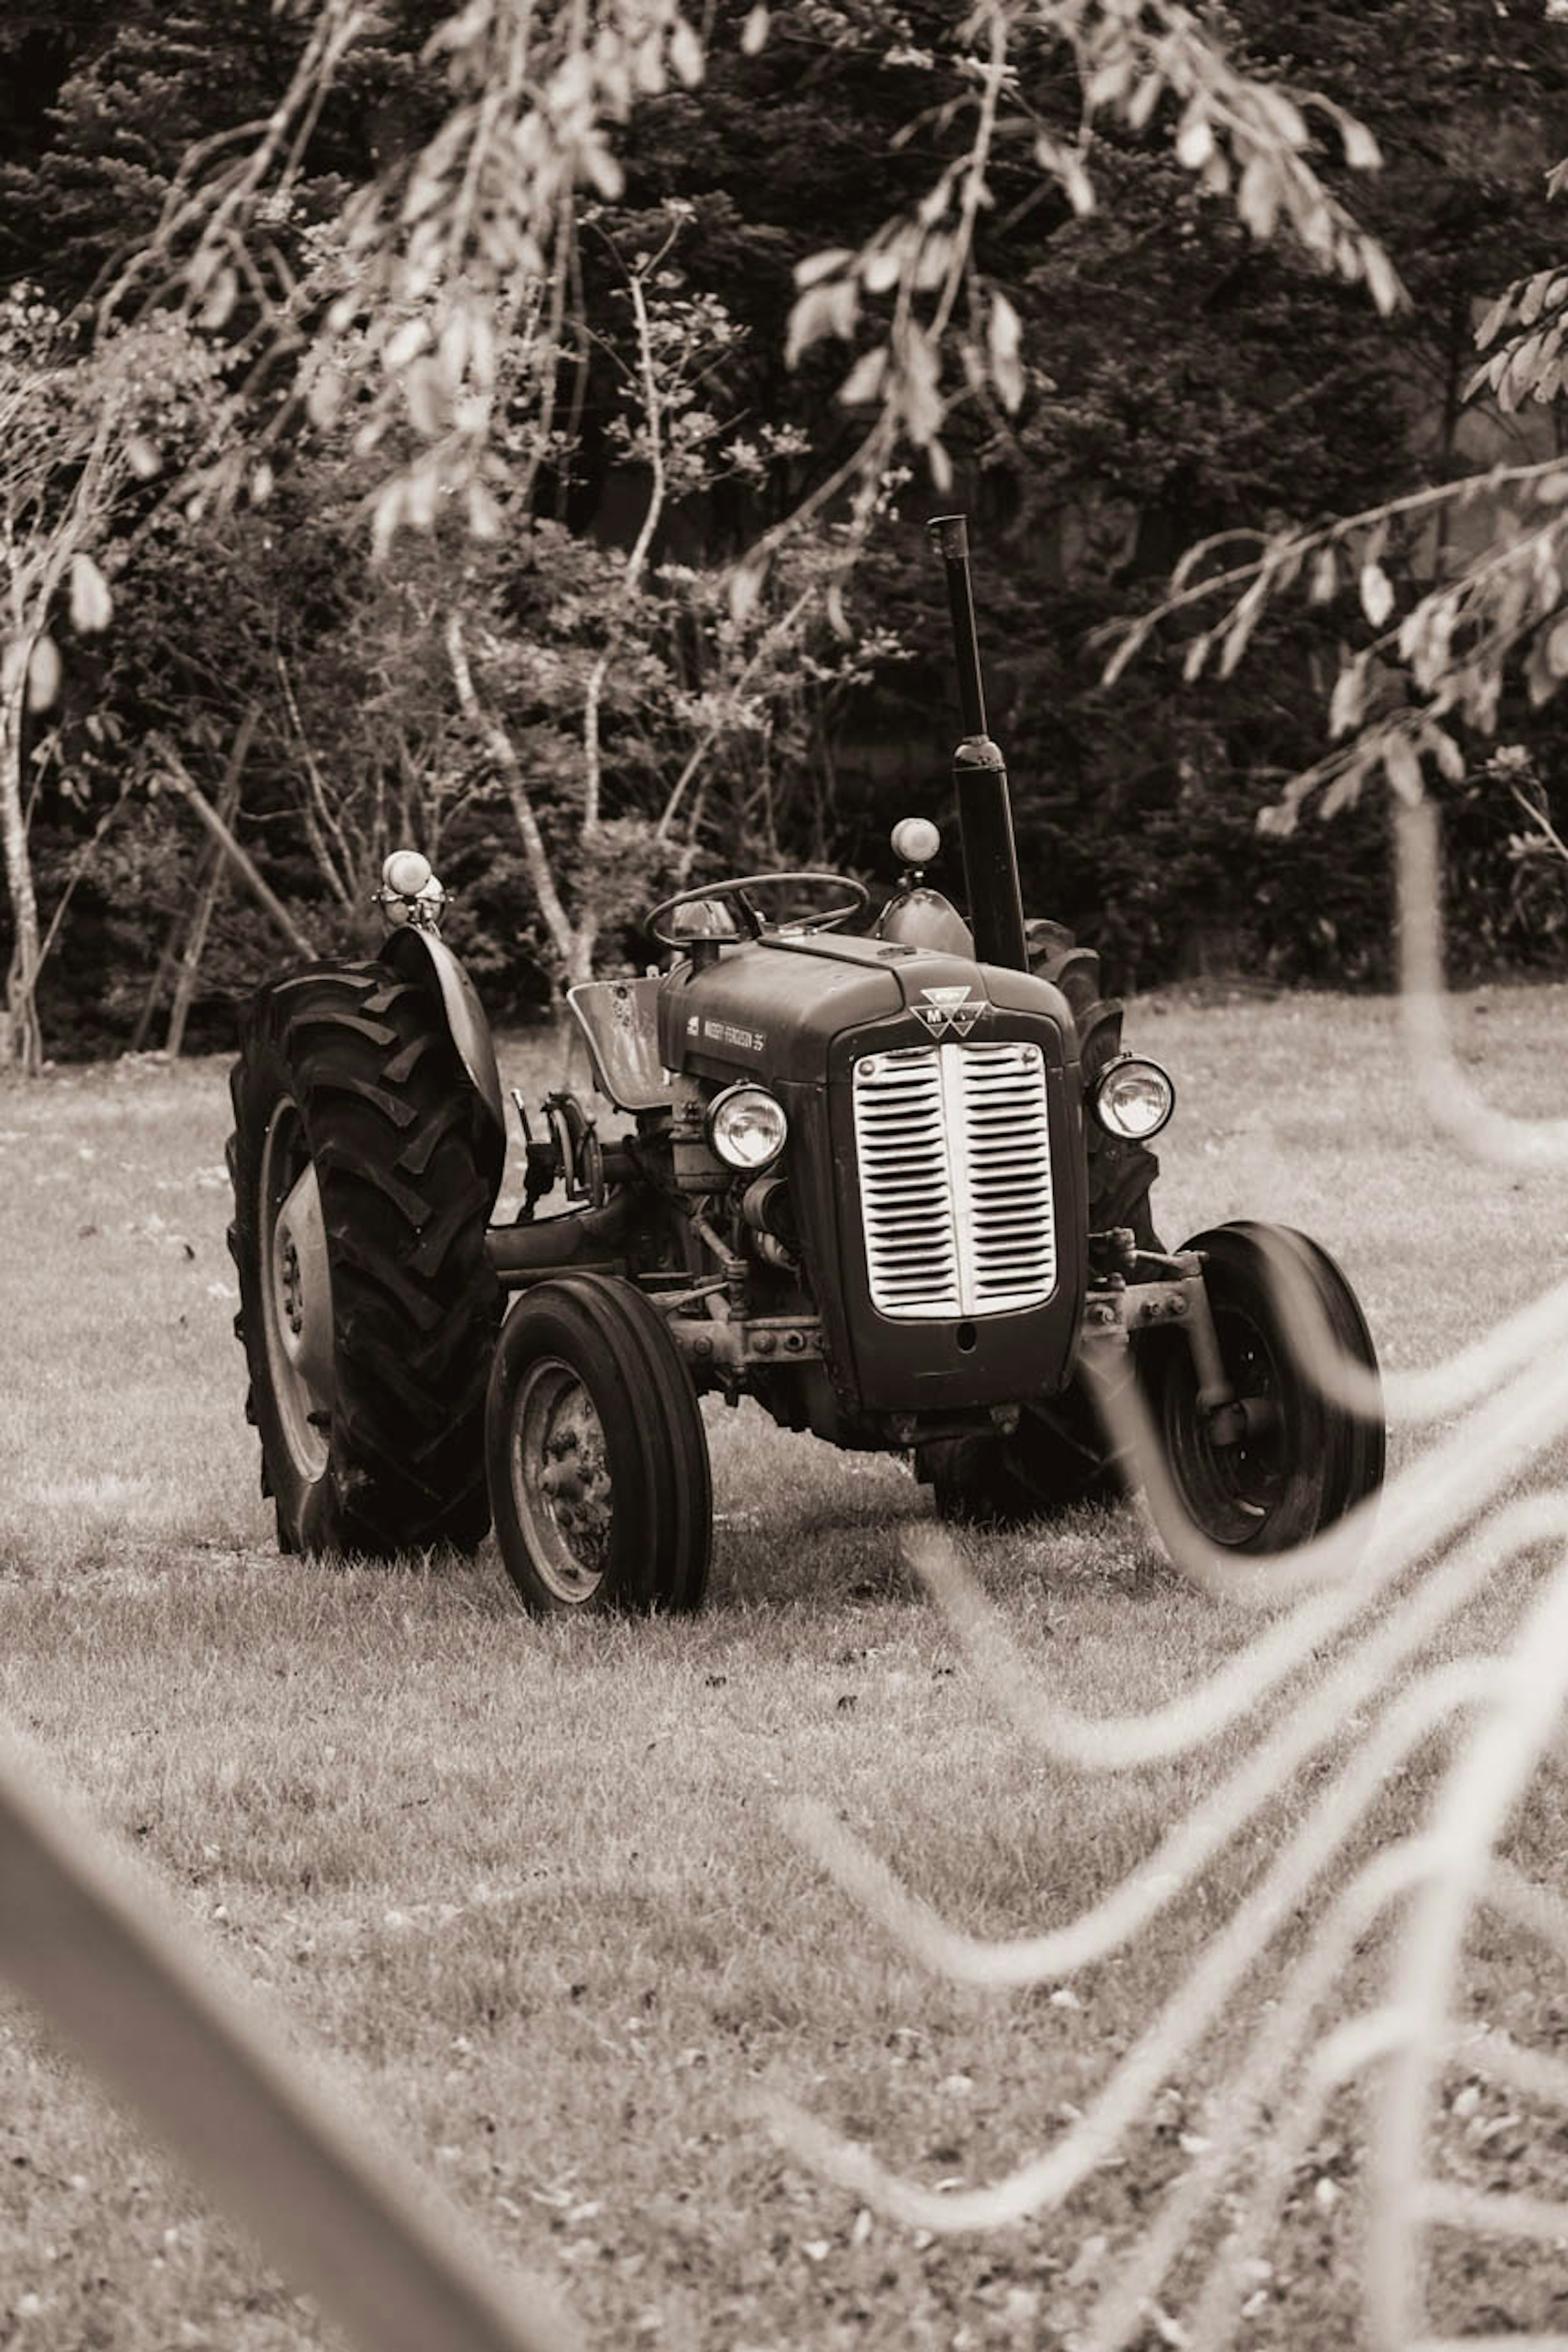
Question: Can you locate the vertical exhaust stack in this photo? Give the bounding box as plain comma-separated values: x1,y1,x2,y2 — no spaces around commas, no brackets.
927,514,1029,973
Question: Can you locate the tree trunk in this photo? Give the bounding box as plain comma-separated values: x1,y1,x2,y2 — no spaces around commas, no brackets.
165,810,234,1057
154,740,318,962
166,710,258,1056
445,619,580,985
0,665,42,1073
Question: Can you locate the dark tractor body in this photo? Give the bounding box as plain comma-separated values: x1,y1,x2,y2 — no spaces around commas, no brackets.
228,517,1384,1613
652,934,1088,1435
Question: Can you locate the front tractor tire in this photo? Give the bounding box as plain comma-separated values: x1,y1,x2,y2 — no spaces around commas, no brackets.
1137,1222,1384,1557
486,1275,711,1617
227,962,502,1557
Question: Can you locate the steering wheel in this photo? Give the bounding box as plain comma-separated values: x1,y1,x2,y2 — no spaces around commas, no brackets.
646,871,870,949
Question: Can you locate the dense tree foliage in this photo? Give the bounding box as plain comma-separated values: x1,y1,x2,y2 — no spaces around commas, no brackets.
3,0,1568,1059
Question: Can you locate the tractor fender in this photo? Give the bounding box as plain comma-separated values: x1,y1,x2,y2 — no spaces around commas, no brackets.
378,924,508,1189
874,884,974,956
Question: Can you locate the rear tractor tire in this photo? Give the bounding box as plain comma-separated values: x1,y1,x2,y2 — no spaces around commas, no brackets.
1026,917,1160,1249
485,1274,712,1617
227,961,502,1557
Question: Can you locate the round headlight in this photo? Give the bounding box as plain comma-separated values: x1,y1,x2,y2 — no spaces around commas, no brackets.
891,817,941,866
707,1084,788,1170
1091,1056,1175,1141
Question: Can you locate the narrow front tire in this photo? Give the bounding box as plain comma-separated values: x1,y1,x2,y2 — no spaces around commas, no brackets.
485,1275,712,1617
1137,1221,1384,1558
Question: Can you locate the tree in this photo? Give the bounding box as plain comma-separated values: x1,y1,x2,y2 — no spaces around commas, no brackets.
0,290,222,1067
10,0,1568,1045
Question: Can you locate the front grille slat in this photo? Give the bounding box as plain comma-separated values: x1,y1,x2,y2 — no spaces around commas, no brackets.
852,1040,1057,1320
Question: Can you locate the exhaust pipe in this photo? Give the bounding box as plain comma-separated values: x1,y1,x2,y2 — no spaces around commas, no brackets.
927,514,1029,973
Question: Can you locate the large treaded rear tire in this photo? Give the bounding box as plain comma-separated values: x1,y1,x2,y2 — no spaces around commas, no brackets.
1026,918,1160,1247
227,960,502,1557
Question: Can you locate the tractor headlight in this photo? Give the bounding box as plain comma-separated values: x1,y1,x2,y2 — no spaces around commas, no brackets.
707,1084,789,1170
1091,1056,1175,1141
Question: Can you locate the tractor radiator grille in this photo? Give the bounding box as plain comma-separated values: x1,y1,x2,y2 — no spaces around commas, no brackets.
851,1040,1057,1320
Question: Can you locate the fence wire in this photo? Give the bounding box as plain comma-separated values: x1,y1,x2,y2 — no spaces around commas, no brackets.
773,797,1568,2350
0,1724,582,2352
2,797,1565,2350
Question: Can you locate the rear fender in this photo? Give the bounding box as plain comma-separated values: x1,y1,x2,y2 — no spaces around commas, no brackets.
379,926,508,1200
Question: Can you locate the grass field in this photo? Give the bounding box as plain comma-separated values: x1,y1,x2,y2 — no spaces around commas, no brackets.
2,986,1568,2352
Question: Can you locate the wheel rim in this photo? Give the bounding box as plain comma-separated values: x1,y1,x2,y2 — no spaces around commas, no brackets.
508,1356,615,1604
1156,1303,1289,1547
259,1100,334,1483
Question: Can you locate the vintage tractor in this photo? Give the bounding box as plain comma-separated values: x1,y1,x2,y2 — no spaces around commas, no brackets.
227,516,1384,1613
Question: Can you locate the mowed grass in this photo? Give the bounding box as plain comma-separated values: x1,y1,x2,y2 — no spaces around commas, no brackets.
2,987,1568,2351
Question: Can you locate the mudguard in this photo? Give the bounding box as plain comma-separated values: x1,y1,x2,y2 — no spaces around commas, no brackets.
378,924,508,1196
875,884,974,957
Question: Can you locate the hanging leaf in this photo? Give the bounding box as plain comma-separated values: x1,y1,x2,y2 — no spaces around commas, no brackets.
384,318,429,371
786,279,858,364
898,324,943,445
1120,72,1160,134
795,246,856,291
69,554,113,635
1359,562,1394,629
1309,547,1339,604
27,635,61,712
1428,728,1466,783
1320,765,1365,821
1329,660,1365,737
1237,155,1279,241
1476,290,1515,350
741,5,770,55
1362,241,1401,317
1175,111,1214,171
669,16,704,89
987,291,1024,412
837,346,888,407
1501,332,1544,410
1341,117,1381,170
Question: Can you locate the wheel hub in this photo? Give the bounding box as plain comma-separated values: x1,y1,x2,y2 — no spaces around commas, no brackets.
259,1105,334,1483
1158,1311,1285,1541
510,1364,613,1601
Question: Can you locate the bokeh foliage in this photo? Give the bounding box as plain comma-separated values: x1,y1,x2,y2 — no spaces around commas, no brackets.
3,1,1568,1054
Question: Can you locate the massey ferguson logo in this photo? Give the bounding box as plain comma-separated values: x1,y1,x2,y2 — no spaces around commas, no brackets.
915,985,982,1038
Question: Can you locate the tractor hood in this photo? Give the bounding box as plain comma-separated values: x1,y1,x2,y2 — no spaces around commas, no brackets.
657,932,1071,1084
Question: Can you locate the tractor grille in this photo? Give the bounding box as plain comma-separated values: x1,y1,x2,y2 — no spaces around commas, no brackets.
851,1040,1057,1320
